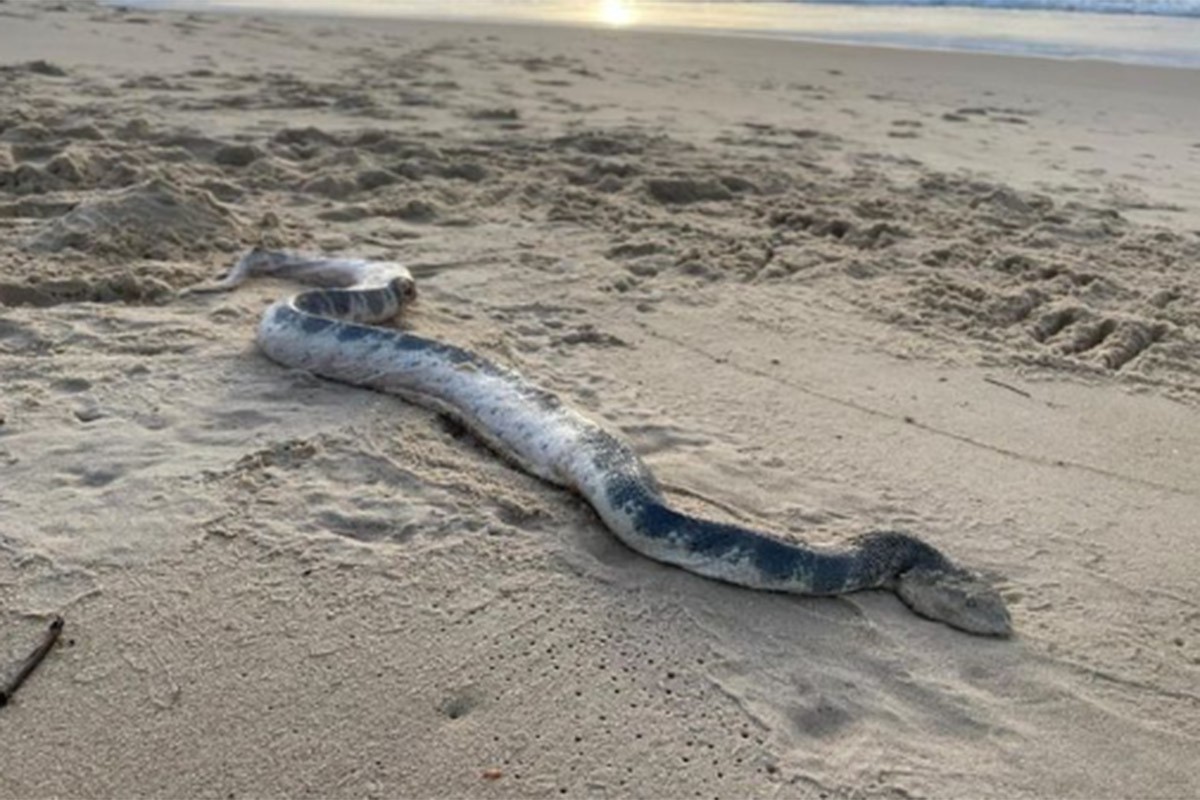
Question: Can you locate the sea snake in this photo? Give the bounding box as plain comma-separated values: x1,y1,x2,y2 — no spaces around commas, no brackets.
201,248,1012,636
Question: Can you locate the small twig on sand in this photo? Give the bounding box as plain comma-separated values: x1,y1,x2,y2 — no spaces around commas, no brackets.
660,481,754,523
0,616,64,708
407,258,501,277
983,376,1033,399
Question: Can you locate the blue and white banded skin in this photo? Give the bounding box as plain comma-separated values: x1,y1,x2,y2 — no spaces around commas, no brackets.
203,249,1012,636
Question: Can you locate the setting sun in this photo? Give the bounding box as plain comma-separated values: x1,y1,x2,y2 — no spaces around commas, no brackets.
596,0,636,27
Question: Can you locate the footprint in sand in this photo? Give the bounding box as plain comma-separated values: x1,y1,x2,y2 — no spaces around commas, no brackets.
888,119,923,139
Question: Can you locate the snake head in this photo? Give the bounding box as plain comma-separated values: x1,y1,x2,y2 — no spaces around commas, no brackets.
895,565,1012,637
389,274,418,303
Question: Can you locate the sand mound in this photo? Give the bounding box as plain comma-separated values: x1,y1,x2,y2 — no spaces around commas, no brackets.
646,175,735,204
27,178,245,259
0,271,175,307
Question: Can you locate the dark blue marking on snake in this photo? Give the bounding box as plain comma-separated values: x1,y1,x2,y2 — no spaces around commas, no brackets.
605,474,660,516
383,332,478,367
224,248,1013,637
366,290,388,318
747,535,809,584
335,324,377,343
297,312,335,335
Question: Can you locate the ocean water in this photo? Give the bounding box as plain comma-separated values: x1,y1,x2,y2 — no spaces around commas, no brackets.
117,0,1200,68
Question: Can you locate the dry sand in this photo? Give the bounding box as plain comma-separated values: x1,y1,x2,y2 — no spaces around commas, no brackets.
2,2,1199,797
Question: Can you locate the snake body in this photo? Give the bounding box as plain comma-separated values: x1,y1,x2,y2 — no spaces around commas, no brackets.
209,249,1011,636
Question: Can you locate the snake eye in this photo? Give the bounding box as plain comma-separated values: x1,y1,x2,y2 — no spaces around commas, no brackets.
389,277,417,299
965,598,978,609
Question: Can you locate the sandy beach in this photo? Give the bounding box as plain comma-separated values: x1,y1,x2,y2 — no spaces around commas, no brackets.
1,2,1199,797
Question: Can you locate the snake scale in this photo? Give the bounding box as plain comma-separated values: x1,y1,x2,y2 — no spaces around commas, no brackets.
202,248,1011,636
